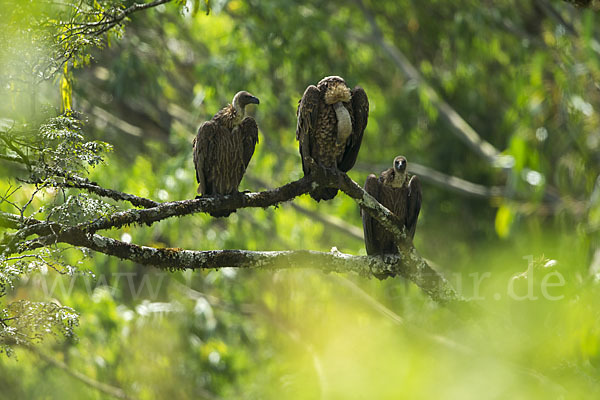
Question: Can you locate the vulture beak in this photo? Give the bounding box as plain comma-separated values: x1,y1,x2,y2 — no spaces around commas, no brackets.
248,96,260,105
394,158,406,172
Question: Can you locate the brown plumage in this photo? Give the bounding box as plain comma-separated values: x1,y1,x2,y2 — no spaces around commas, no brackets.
296,76,369,201
362,156,422,255
193,91,259,217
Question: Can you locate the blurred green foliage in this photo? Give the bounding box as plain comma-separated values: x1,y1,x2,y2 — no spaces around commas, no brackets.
1,0,600,398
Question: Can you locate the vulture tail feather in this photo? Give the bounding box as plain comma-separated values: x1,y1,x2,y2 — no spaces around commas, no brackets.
309,187,338,202
209,209,235,218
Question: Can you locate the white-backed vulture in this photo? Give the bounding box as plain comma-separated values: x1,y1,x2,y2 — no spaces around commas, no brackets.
362,156,422,255
296,76,369,201
193,91,259,217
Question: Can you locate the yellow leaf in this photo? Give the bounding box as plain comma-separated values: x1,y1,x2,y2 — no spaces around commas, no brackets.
60,63,72,113
495,204,514,239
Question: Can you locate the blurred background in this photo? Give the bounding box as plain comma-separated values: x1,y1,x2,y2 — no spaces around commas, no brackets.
1,0,600,398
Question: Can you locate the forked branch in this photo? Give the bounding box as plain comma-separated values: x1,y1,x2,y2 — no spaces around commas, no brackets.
0,167,464,305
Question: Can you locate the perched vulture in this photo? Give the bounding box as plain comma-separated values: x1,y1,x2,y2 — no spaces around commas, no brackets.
193,91,259,217
362,156,422,256
296,76,369,201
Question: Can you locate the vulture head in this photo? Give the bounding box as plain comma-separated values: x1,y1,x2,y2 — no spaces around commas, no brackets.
393,156,407,173
392,156,408,187
232,91,260,118
319,76,352,105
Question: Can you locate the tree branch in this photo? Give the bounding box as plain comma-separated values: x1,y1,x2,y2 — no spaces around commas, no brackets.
61,0,175,37
0,167,464,305
353,0,503,165
25,345,134,400
357,162,506,199
44,171,159,209
246,175,364,241
0,154,24,164
0,134,31,166
47,232,463,305
3,206,458,303
0,150,158,209
70,175,315,235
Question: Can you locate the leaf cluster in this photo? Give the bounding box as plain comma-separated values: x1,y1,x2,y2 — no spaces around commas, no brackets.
37,113,113,173
0,300,78,356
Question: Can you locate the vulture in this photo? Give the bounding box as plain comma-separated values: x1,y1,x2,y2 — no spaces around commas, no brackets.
296,76,369,201
193,90,259,217
362,156,422,256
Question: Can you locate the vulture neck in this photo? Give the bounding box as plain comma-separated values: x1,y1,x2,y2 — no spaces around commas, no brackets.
333,102,352,144
390,171,408,188
232,100,246,126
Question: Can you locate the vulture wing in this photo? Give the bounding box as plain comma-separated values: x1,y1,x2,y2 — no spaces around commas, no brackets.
193,120,228,195
296,85,321,176
339,86,369,172
240,116,259,170
362,173,382,255
406,175,422,239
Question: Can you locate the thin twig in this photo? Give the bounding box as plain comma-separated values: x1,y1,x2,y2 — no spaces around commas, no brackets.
353,0,502,165
24,345,135,400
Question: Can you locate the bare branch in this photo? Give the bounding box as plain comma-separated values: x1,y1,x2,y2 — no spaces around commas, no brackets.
353,0,503,165
1,164,464,305
44,172,159,209
25,345,135,400
0,133,31,166
246,175,364,241
52,231,463,304
70,175,315,234
2,155,160,208
356,162,506,199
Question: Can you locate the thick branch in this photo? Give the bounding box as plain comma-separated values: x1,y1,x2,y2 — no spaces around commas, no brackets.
43,229,462,304
246,175,364,240
71,176,315,234
1,167,463,305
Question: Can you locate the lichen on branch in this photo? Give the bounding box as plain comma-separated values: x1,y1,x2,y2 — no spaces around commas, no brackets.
0,162,463,305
